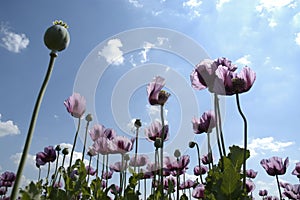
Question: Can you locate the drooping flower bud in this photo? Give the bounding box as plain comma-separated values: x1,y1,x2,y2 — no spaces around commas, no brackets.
85,114,93,122
189,141,196,148
174,149,181,158
134,119,142,128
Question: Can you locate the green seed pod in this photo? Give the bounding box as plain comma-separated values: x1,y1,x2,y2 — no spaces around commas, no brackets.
44,20,70,52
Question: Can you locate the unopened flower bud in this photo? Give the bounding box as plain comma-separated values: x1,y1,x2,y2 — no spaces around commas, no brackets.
62,148,69,155
174,149,181,158
44,20,70,52
85,114,93,122
55,145,61,151
134,119,142,128
189,141,196,148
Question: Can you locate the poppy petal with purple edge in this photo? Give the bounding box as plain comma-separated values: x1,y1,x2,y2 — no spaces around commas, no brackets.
64,93,86,118
147,76,166,105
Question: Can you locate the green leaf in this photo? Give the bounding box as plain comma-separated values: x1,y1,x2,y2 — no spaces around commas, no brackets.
20,181,42,200
220,157,240,196
227,145,250,171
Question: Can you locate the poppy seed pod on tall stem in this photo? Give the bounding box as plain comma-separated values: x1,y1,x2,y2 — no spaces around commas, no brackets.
10,21,70,200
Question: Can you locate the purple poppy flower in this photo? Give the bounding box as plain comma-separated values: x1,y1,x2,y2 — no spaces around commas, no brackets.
190,57,237,93
215,66,256,95
89,124,105,141
179,179,196,190
110,136,135,154
139,168,152,179
201,154,213,165
86,166,96,176
102,170,113,180
109,161,127,172
163,176,177,191
260,156,289,176
259,189,268,196
129,154,149,167
192,110,216,134
215,57,237,71
147,76,170,106
282,183,300,200
0,171,16,188
246,169,258,179
64,93,86,118
192,184,205,199
35,146,57,167
93,136,117,155
164,155,190,176
193,165,208,176
246,179,255,193
145,121,169,142
292,162,300,178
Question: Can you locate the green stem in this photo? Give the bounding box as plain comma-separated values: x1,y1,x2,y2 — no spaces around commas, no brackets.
96,153,99,178
235,93,248,192
51,151,60,186
82,120,90,161
87,155,92,183
46,162,51,185
160,105,165,196
276,175,283,200
215,94,226,156
10,52,57,200
134,126,139,173
37,167,41,182
101,155,105,181
69,118,81,170
106,155,109,188
144,178,147,200
58,154,66,185
195,143,204,184
214,96,223,165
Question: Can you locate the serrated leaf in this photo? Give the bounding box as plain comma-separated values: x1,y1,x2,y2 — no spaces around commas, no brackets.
220,157,240,196
228,145,250,171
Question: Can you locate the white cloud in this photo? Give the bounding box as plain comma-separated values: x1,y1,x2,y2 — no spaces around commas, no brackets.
139,42,155,63
0,23,29,53
272,66,282,70
146,104,168,124
11,153,36,168
0,114,20,137
183,0,202,8
183,0,202,19
235,55,251,66
128,0,143,8
248,137,294,156
292,12,300,27
295,32,300,46
256,0,295,13
98,38,124,65
216,0,231,10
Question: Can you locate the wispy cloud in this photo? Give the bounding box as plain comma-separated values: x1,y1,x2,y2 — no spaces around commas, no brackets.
248,137,294,156
128,0,143,8
183,0,202,18
98,38,124,65
139,42,155,63
235,55,251,66
216,0,231,11
0,114,20,137
256,0,295,13
0,22,29,53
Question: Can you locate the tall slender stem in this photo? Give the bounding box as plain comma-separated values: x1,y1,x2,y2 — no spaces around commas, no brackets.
96,153,99,178
69,118,81,169
215,94,226,156
82,120,90,161
276,175,283,200
51,150,60,186
134,126,139,173
58,154,66,185
160,105,165,196
11,52,57,200
144,178,147,200
87,155,92,184
214,96,223,162
195,143,204,184
235,94,248,192
106,155,109,188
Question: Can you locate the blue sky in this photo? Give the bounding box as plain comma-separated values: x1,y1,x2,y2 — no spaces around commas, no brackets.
1,0,300,198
